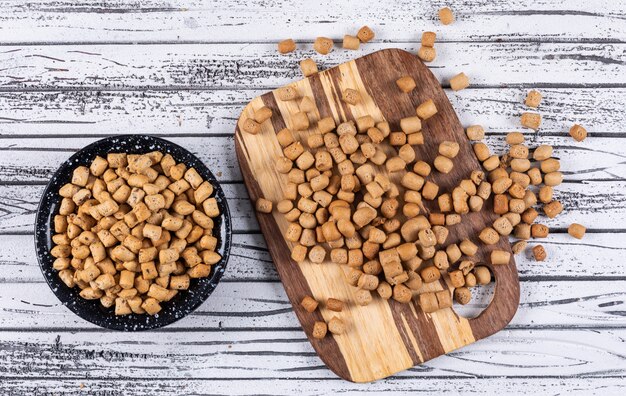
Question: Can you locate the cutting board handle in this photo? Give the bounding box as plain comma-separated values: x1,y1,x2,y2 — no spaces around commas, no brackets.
467,259,520,340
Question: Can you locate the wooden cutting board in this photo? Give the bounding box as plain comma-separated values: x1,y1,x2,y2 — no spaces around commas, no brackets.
234,48,520,382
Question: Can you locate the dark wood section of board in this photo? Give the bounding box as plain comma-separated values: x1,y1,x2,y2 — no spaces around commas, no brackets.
355,49,520,342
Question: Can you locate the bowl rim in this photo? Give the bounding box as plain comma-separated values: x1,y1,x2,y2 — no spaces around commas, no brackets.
34,134,232,331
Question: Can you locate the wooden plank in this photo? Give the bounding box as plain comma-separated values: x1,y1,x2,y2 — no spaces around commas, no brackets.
1,88,624,136
0,179,623,234
0,136,624,184
0,89,258,137
3,131,619,182
1,43,624,91
0,280,623,329
0,137,241,182
1,377,625,396
0,329,624,380
0,0,624,43
2,232,625,282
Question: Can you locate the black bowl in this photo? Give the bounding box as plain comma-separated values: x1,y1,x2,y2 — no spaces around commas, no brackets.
34,135,232,331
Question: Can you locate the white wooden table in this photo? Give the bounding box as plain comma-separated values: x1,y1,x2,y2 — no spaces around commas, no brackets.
1,1,625,394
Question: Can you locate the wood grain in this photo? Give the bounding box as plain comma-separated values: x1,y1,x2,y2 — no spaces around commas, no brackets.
0,329,624,380
235,48,520,381
0,1,624,393
3,233,626,281
0,0,624,43
2,377,625,396
1,43,624,91
1,181,625,236
0,280,624,330
1,88,624,136
2,136,625,183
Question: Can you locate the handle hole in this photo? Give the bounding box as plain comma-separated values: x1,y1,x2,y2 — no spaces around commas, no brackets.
453,276,496,319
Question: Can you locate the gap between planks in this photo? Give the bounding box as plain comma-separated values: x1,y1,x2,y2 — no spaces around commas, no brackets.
1,84,626,94
0,325,624,333
0,224,624,236
0,133,624,142
1,132,626,139
4,38,626,46
0,375,624,380
3,275,626,283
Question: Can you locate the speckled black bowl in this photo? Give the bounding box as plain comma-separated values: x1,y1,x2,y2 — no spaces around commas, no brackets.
35,135,231,331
